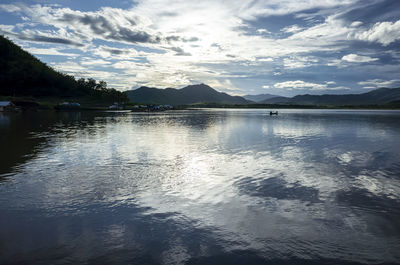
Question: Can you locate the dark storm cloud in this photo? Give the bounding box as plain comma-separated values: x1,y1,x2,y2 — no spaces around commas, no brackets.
15,33,84,47
61,13,115,35
59,12,161,44
116,27,160,43
0,25,83,47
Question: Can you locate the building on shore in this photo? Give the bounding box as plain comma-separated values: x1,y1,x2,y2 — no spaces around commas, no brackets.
0,101,16,112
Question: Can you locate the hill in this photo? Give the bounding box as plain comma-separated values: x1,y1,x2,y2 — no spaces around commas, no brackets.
126,84,250,105
0,35,127,102
260,96,290,104
261,88,400,106
243,93,281,102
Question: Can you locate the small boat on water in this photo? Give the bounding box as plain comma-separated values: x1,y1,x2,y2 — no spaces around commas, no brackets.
269,111,278,116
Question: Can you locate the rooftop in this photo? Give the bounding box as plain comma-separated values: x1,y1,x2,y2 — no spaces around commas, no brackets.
0,101,11,107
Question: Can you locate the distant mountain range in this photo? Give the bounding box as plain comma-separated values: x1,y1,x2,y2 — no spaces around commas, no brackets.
243,93,280,102
126,84,249,105
261,87,400,106
127,84,400,106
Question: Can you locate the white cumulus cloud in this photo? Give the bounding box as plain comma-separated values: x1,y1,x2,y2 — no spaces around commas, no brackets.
341,54,378,63
274,80,348,91
353,20,400,46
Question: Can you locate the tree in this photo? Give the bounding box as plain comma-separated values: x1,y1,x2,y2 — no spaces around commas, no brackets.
96,81,107,91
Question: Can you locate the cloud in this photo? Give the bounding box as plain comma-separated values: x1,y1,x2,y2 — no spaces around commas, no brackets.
80,58,112,66
224,0,354,19
0,0,398,94
353,20,400,46
59,11,162,44
93,45,142,59
0,24,14,32
274,80,348,91
170,47,191,56
256,28,270,34
283,56,318,69
18,33,84,46
0,4,21,13
341,54,378,63
51,61,86,73
0,1,363,62
283,58,307,69
182,37,200,42
258,57,273,62
282,25,303,33
0,25,85,47
358,79,400,88
1,4,162,45
206,79,242,92
25,47,80,57
350,21,363,27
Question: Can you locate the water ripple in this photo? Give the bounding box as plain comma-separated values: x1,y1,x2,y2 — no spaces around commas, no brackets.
1,109,400,264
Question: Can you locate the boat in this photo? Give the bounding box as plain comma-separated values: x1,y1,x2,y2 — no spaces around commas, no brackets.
269,111,278,116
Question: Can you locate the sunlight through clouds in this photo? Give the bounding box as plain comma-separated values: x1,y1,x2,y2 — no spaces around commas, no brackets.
0,0,399,95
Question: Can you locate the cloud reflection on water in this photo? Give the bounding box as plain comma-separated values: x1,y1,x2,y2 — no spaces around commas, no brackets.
1,109,400,264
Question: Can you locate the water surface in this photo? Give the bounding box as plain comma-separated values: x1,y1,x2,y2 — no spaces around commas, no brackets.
1,109,400,264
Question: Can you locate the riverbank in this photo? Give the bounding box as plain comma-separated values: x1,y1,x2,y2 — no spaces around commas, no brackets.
0,96,130,111
2,95,400,112
180,102,400,110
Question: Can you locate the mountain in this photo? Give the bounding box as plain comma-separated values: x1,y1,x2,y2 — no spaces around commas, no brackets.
260,96,290,104
127,85,400,106
261,88,400,106
0,35,127,102
243,93,281,102
0,35,72,97
126,84,250,105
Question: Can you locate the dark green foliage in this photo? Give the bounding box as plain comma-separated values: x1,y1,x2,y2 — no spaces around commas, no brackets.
0,35,128,103
126,84,250,105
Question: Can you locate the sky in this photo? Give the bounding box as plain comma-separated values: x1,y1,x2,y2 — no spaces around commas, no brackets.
0,0,400,96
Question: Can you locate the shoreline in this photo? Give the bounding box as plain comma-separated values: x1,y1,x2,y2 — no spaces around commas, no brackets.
2,96,400,112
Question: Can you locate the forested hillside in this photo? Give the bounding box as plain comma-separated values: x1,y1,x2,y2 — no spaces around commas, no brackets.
0,35,127,102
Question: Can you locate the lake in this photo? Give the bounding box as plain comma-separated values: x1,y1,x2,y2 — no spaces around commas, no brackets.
1,109,400,265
